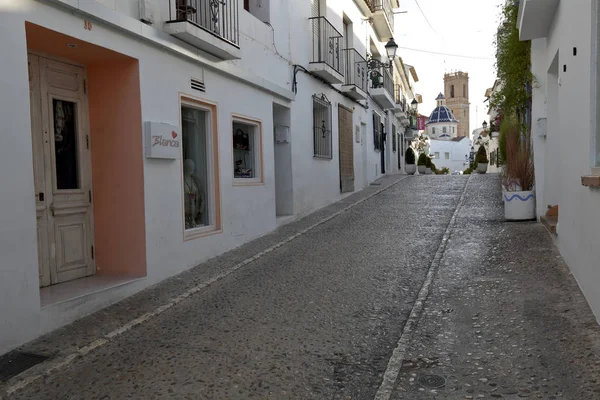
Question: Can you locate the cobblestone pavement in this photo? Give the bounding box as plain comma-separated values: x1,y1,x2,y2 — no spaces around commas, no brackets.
3,174,600,400
390,175,600,399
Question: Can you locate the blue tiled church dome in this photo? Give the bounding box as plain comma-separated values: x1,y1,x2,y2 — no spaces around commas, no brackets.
427,93,458,124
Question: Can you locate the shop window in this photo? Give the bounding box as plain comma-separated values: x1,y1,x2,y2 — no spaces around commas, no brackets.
313,95,332,159
445,152,450,160
181,100,220,236
232,116,263,184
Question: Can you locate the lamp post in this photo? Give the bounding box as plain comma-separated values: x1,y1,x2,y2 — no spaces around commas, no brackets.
482,120,488,131
367,37,398,71
411,99,418,111
469,146,475,168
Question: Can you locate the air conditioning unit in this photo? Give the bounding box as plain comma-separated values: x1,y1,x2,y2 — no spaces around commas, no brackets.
140,0,160,25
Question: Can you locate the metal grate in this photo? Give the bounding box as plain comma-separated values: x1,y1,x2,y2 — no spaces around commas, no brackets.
191,77,206,92
309,17,343,75
167,0,240,47
0,351,49,382
417,374,446,389
312,94,332,159
342,48,368,93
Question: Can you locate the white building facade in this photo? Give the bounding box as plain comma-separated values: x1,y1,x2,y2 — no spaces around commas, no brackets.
0,0,419,354
517,0,600,320
429,137,471,173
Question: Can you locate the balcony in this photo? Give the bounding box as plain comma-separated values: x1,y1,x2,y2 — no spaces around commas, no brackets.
369,66,395,109
165,0,241,60
366,0,394,38
393,84,407,116
340,49,368,100
517,0,559,40
308,17,344,84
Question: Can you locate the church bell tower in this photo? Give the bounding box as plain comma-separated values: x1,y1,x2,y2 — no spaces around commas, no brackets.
444,71,470,137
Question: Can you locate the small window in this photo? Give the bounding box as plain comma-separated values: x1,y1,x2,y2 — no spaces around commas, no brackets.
313,95,332,159
463,84,466,98
432,127,436,135
450,85,455,98
443,127,447,134
434,152,440,159
181,100,220,235
233,116,263,184
445,152,450,160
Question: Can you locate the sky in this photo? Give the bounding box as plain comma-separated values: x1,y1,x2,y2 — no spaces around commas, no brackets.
394,0,504,134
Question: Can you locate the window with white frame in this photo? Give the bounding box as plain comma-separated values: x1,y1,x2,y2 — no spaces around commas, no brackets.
181,102,217,232
313,94,332,159
233,117,262,182
435,152,440,159
445,152,450,160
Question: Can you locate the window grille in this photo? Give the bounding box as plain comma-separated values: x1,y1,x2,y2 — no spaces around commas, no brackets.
313,94,332,159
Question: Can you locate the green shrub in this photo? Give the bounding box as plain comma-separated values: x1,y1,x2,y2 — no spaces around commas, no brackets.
430,162,437,172
475,145,489,164
437,167,450,175
405,147,416,164
463,167,472,175
425,156,432,168
417,153,427,166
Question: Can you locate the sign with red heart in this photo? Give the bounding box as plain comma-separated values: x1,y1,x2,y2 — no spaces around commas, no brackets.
144,122,181,159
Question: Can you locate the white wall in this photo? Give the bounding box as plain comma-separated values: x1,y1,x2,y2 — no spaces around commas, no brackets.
429,139,471,173
526,0,600,321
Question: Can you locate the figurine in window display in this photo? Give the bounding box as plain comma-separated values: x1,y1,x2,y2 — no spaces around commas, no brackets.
183,159,205,228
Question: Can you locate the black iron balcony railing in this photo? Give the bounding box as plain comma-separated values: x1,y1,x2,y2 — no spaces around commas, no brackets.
309,16,343,75
342,49,368,93
168,0,240,47
370,66,394,98
366,0,394,33
394,85,407,110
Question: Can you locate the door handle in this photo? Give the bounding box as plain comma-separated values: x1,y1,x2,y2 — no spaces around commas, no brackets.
38,192,44,202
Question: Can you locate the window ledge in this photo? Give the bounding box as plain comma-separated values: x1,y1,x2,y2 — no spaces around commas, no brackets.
581,175,600,187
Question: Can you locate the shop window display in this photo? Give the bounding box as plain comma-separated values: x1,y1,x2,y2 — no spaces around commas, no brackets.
233,120,259,180
181,105,210,230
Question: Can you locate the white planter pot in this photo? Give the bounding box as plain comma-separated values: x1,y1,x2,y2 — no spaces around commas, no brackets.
477,163,488,174
425,167,432,175
405,164,416,175
503,190,535,221
418,165,426,174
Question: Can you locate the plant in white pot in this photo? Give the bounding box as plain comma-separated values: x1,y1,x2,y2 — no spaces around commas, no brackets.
417,152,427,174
502,121,535,220
475,145,489,173
405,147,416,175
425,156,433,174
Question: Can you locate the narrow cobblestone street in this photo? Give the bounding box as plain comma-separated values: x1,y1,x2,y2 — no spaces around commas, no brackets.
3,175,600,400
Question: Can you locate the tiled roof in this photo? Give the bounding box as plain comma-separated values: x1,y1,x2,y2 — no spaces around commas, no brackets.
427,105,459,124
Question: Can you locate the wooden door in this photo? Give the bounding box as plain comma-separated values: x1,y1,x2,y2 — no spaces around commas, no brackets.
338,105,354,193
28,54,95,287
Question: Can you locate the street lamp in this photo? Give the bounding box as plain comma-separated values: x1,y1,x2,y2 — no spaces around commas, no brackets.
384,37,399,60
367,37,398,71
411,99,418,111
482,121,488,131
469,146,475,168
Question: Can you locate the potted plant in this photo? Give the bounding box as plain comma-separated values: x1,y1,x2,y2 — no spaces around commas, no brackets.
502,120,535,220
405,147,416,175
417,153,427,174
475,145,489,173
425,156,433,174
